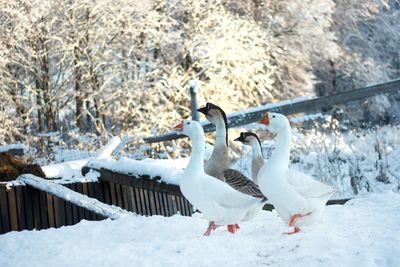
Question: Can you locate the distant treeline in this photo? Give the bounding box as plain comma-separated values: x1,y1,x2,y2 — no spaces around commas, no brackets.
0,0,399,146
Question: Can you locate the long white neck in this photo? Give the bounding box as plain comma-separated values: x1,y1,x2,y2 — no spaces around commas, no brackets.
249,138,263,159
213,116,227,148
186,130,206,173
269,125,291,169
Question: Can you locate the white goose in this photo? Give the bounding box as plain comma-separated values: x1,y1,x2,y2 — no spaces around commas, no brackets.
234,132,266,183
257,112,335,234
173,120,265,236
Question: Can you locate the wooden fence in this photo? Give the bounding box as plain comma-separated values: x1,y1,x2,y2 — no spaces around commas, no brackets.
81,166,193,217
1,166,350,234
0,182,106,234
144,78,400,143
0,167,192,234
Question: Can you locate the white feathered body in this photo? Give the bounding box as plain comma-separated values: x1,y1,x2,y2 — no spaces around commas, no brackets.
257,112,335,227
258,163,334,226
181,165,263,225
178,120,264,226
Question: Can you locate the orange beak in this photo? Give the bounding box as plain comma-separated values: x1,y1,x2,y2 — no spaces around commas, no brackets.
258,112,270,125
172,121,183,131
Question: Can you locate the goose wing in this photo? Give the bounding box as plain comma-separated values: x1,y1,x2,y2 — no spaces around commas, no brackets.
200,173,260,208
288,170,335,198
224,169,266,200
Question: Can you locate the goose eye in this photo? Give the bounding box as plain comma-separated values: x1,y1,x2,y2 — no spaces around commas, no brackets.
272,115,276,118
185,122,190,125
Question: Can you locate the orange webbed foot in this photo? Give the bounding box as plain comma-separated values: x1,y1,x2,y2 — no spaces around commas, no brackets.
227,224,239,234
285,226,301,235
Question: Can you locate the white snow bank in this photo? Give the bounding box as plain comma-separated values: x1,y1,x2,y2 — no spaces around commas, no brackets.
42,158,91,180
0,192,398,267
17,174,131,219
41,137,121,180
86,157,189,186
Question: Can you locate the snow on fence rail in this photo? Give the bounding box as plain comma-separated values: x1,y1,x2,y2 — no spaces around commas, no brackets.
144,78,400,143
0,144,26,156
18,174,130,220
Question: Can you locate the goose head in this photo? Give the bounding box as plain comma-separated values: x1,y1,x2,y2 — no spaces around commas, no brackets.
172,120,204,139
258,112,290,133
234,132,262,148
197,102,229,146
197,102,227,126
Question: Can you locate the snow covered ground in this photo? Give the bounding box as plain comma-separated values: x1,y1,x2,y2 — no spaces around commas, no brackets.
0,193,399,267
1,116,399,266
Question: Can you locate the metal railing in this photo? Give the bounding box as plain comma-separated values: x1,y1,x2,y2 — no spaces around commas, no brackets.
144,79,400,143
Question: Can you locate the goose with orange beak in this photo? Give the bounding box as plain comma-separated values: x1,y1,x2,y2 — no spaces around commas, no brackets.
257,112,335,234
172,120,266,236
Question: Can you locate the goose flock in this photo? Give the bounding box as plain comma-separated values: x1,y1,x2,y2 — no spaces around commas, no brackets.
172,102,335,236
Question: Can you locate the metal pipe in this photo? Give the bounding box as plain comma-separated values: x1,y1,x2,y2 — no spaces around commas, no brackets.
189,80,201,121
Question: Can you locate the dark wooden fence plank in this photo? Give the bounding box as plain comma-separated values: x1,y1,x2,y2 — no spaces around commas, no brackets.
140,189,148,215
53,196,66,228
68,183,79,224
38,190,49,229
102,182,111,205
121,185,130,211
131,187,139,213
23,187,34,230
115,183,124,209
7,188,19,231
174,195,182,215
0,196,2,233
162,193,170,216
46,193,56,228
31,187,41,230
0,186,10,233
109,182,117,206
126,187,134,212
157,192,165,216
179,196,187,216
162,193,169,216
152,190,160,215
144,189,152,216
87,182,99,220
167,194,174,216
63,184,73,226
133,188,142,214
14,186,26,231
93,182,105,204
81,183,93,220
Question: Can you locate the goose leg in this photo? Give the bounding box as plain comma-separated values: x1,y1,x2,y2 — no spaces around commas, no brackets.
227,224,239,234
285,213,305,235
212,223,220,230
204,221,217,236
288,214,302,227
286,227,301,235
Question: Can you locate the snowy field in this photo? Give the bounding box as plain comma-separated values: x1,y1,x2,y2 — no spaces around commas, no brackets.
0,193,399,267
